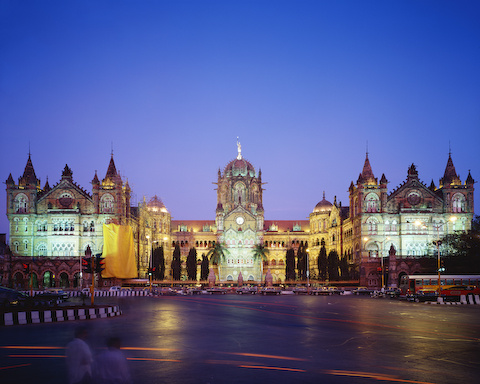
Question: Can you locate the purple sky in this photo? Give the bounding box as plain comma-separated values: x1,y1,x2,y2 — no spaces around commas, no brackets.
1,1,479,237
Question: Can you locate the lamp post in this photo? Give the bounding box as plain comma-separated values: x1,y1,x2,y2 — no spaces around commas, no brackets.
306,248,310,294
380,237,390,290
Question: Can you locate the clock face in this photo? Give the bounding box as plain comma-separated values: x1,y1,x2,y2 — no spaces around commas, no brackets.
236,216,244,225
407,191,421,206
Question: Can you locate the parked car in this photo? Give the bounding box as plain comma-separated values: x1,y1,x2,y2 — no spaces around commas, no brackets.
311,286,331,295
236,286,258,294
352,287,374,295
406,289,439,302
206,287,226,294
45,288,69,300
109,286,121,292
292,285,308,295
0,286,28,307
382,287,402,298
260,287,281,295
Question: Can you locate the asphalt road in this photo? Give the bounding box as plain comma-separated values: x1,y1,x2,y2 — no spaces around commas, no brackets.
1,294,479,384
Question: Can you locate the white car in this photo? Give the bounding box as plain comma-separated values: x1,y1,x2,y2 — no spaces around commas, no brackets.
109,286,121,292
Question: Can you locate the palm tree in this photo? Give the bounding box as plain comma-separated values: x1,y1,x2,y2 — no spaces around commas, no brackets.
252,244,270,281
206,242,229,279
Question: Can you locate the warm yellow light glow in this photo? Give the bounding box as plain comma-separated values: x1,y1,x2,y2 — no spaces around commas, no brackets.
449,216,457,222
363,237,369,242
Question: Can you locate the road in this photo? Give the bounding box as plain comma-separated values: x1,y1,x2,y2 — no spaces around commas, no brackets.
1,294,479,383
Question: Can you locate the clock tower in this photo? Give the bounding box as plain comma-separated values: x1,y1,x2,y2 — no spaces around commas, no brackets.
214,141,265,282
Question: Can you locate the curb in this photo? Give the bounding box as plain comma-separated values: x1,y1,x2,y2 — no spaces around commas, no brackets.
0,305,122,326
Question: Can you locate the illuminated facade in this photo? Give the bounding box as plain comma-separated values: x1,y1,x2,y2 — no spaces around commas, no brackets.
3,147,475,289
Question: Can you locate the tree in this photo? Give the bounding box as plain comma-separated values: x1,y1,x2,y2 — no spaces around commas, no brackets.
339,252,349,280
171,244,181,280
152,245,165,280
206,242,229,265
296,246,307,280
440,215,480,273
285,248,296,281
317,239,327,281
252,244,270,263
200,253,209,281
327,250,339,281
186,247,197,281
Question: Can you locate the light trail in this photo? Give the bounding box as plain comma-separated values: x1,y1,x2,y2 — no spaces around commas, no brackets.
9,354,65,358
122,347,179,352
0,346,64,350
238,364,306,372
324,369,437,384
225,352,307,361
0,363,31,370
127,357,181,363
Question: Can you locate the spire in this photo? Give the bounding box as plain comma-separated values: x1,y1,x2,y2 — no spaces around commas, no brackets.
466,170,474,186
43,177,51,192
429,179,436,191
357,152,376,184
407,163,418,181
103,154,121,186
6,173,15,186
105,154,118,179
18,153,40,188
440,153,461,187
92,170,99,185
380,173,388,185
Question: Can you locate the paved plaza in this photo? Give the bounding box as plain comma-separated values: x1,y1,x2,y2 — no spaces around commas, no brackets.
1,295,479,384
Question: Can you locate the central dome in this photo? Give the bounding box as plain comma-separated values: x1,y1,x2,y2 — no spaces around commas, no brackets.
224,157,255,177
313,192,332,213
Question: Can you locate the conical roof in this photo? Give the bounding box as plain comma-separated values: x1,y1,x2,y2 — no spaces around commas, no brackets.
18,154,40,188
440,153,461,186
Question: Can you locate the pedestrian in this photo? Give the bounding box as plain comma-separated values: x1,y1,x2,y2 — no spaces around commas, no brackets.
66,326,93,384
93,336,131,384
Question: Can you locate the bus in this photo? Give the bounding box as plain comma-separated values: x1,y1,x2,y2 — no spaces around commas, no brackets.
404,274,480,295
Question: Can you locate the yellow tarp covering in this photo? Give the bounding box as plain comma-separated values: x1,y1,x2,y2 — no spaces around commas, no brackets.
102,224,138,279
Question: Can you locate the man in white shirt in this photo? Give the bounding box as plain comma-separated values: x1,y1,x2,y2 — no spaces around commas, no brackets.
94,336,131,384
66,326,93,384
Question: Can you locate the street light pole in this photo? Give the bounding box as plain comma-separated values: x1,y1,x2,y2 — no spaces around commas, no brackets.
306,248,310,294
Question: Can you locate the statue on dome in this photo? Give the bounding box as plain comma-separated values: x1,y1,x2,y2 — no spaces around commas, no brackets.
236,137,242,160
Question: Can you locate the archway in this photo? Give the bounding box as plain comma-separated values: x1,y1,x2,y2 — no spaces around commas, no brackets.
30,273,39,289
59,272,69,288
73,272,81,288
13,272,24,290
43,271,55,288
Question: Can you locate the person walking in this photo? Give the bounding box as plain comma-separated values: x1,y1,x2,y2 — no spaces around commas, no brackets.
66,326,93,384
93,337,131,384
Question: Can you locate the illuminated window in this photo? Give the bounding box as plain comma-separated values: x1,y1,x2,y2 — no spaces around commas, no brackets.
14,194,28,213
100,194,114,213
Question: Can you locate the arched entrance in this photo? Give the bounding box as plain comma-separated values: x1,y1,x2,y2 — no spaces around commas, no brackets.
73,272,81,288
43,271,55,288
59,272,69,288
30,273,39,289
13,272,24,290
398,272,409,293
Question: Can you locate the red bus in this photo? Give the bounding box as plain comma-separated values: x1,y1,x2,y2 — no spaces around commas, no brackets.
405,274,480,295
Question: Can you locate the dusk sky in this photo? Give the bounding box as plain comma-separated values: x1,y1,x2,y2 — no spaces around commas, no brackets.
1,0,479,237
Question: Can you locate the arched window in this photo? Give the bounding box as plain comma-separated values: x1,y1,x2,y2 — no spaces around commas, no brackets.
100,194,114,213
14,193,28,213
233,182,246,205
37,243,47,257
365,193,380,213
452,193,466,213
366,217,378,235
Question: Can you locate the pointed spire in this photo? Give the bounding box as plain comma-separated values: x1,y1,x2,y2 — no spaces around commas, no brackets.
440,153,461,187
357,152,376,184
43,177,51,192
18,153,40,187
92,170,99,185
429,179,436,191
105,154,118,179
466,170,474,186
6,173,15,186
380,173,388,185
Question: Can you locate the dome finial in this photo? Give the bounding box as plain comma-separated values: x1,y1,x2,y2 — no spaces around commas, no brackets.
236,137,242,160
